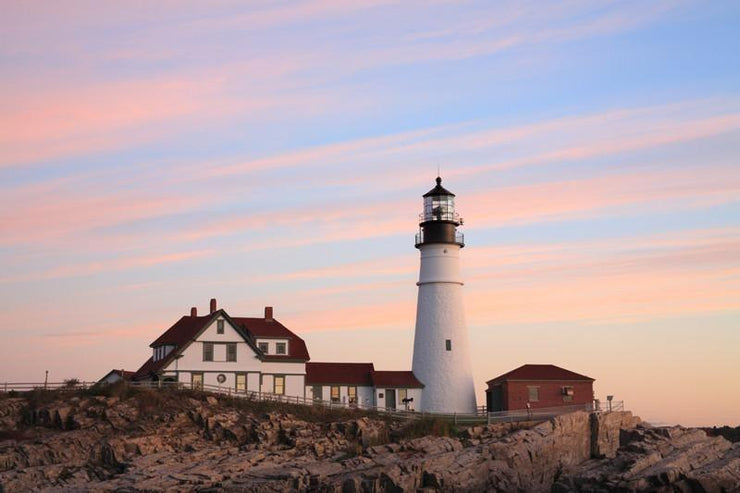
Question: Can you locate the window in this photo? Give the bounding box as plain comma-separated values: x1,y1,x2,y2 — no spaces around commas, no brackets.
236,374,246,392
562,386,574,402
226,343,237,361
528,386,539,402
217,320,224,334
191,372,203,390
398,388,407,403
258,342,269,353
275,342,286,355
445,339,452,351
273,375,285,395
330,386,340,403
312,385,323,401
348,386,357,404
203,342,214,361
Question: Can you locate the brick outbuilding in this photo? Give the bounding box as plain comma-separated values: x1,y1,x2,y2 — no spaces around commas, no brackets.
486,364,594,412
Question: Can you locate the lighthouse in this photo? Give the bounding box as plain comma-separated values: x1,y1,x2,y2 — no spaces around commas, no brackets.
411,177,477,413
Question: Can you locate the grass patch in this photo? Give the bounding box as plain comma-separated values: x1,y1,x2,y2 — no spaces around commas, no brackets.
215,393,392,424
392,417,461,440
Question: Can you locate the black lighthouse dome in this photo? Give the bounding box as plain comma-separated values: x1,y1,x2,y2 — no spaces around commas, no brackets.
415,176,464,248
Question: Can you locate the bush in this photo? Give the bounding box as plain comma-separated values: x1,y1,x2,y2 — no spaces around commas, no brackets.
392,417,460,441
63,378,80,388
23,388,57,409
704,425,740,443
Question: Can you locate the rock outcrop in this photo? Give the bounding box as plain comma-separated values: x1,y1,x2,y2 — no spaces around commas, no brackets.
0,391,737,492
555,425,740,492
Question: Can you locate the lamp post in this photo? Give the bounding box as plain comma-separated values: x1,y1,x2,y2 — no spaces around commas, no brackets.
44,370,48,390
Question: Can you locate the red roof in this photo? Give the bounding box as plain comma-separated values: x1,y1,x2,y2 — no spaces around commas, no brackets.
133,357,161,381
371,370,424,388
306,362,375,385
133,308,310,380
232,317,310,361
487,364,594,384
150,314,214,347
306,363,424,388
99,369,135,382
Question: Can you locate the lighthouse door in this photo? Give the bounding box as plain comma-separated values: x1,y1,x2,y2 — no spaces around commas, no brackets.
385,389,396,410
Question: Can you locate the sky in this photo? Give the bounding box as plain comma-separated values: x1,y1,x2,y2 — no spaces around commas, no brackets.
1,1,738,427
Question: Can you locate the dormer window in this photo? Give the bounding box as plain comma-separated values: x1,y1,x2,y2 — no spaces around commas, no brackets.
217,320,224,334
276,342,286,355
258,342,269,353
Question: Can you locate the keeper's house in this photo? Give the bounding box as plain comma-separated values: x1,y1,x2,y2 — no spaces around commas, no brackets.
126,299,423,411
131,299,310,397
485,364,594,412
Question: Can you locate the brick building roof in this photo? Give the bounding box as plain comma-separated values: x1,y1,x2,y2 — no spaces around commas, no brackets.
486,364,594,385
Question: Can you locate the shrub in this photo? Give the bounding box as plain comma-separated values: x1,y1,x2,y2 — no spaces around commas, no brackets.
392,417,460,441
23,388,57,409
63,378,80,388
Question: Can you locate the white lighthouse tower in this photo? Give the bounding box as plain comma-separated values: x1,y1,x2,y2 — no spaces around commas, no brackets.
411,177,477,414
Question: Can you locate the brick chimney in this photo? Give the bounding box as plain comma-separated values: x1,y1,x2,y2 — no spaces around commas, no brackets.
190,306,198,317
264,306,273,322
210,298,217,314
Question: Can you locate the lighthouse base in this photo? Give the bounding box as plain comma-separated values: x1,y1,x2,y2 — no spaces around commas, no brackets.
412,281,477,414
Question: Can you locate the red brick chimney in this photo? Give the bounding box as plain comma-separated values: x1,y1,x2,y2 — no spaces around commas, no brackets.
190,306,198,317
264,306,273,322
210,298,217,314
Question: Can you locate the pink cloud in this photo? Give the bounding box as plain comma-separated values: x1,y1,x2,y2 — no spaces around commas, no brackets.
0,249,214,283
0,76,226,166
463,164,740,229
0,189,206,247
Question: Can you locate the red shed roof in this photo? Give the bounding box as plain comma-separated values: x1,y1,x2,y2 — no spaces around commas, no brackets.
306,362,375,386
98,369,135,382
306,363,424,388
371,370,424,388
487,364,594,385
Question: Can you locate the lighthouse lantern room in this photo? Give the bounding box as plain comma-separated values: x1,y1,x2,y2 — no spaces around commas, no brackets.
411,177,477,414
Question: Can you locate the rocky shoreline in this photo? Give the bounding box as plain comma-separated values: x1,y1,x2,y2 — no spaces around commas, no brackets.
0,388,738,491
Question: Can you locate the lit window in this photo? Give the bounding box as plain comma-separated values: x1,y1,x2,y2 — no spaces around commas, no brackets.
226,343,237,362
528,386,539,402
348,386,357,404
330,386,340,403
203,343,214,361
236,374,246,392
274,375,285,395
398,388,407,403
445,339,452,351
258,342,269,353
276,342,286,355
217,320,224,334
192,373,203,390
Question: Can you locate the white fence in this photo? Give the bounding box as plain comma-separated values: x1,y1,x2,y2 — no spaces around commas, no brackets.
0,380,623,425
